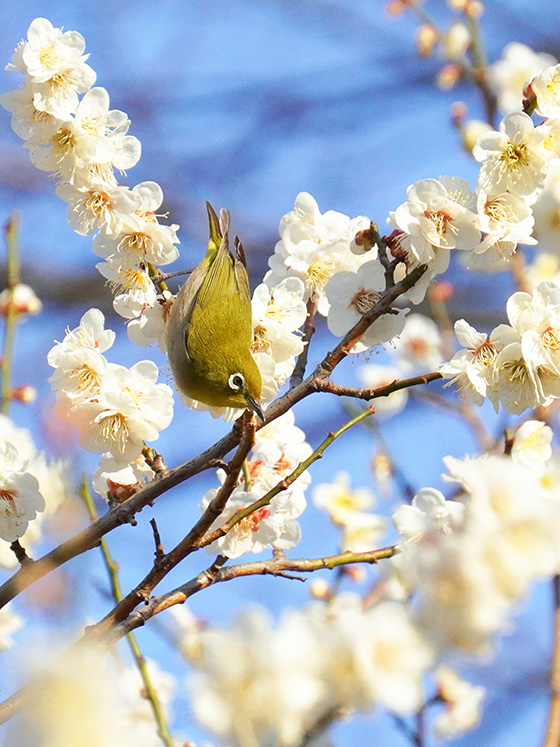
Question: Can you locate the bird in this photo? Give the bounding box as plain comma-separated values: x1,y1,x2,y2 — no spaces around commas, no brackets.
165,202,264,419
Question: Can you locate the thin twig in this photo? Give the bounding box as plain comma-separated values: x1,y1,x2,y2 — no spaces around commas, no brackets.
104,545,399,644
1,212,21,415
290,299,316,389
80,480,175,747
0,263,429,609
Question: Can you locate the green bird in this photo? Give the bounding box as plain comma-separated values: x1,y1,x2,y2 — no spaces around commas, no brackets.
165,203,264,419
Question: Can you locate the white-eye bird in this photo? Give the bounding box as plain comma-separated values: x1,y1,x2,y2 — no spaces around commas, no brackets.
165,203,264,419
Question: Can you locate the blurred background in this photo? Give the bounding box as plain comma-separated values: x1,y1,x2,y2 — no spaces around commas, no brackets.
0,1,558,745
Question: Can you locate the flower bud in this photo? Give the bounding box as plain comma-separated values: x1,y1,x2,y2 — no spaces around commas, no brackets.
430,280,454,302
350,224,377,255
465,0,484,18
0,283,42,317
417,24,439,58
309,578,331,600
437,63,462,90
441,22,471,61
9,385,38,404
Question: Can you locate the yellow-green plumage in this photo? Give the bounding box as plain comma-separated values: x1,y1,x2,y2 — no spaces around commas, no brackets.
165,203,263,417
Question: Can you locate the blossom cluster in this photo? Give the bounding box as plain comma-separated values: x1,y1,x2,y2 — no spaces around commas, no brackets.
47,308,173,496
0,18,179,341
440,281,560,414
0,413,69,562
389,421,559,654
201,411,311,558
187,593,483,746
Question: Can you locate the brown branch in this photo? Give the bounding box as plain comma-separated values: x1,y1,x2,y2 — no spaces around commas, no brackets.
315,372,442,400
0,263,428,610
86,413,256,638
290,299,316,389
103,546,398,645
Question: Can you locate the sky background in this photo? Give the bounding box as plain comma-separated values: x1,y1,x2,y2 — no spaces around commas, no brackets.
0,1,559,745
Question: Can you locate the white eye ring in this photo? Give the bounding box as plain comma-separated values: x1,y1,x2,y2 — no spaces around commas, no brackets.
229,373,245,391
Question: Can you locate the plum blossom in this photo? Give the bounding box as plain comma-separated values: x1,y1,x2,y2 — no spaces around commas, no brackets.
0,442,45,543
392,487,465,543
511,420,553,476
531,63,560,118
488,42,557,113
388,177,480,267
7,18,96,119
473,112,549,203
313,471,375,525
326,259,408,352
201,483,305,559
266,192,371,316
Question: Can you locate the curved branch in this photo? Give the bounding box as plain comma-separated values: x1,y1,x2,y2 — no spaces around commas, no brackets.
0,263,427,609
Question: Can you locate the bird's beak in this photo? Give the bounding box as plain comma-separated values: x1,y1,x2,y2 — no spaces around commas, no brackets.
244,395,265,422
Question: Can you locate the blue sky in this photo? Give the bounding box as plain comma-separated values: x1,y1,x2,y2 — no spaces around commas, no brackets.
0,1,559,745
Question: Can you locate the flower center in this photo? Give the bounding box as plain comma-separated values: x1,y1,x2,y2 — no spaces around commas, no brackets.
233,506,271,538
96,413,130,454
424,210,453,238
472,339,497,366
541,325,560,350
119,232,153,259
0,489,21,515
84,190,113,217
500,141,530,168
351,288,379,315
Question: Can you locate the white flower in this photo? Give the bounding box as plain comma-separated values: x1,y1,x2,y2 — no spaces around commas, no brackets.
29,87,141,186
392,487,465,542
532,63,560,118
48,346,108,405
475,190,537,256
313,471,375,525
505,281,560,404
9,18,96,119
92,453,155,502
340,511,387,552
266,192,371,316
0,442,45,543
65,361,173,460
488,42,557,114
56,182,142,236
492,340,544,414
48,308,115,360
126,296,169,350
0,80,62,143
433,666,485,739
533,168,560,255
191,607,326,747
511,420,553,476
96,253,158,319
357,364,409,418
388,177,480,266
391,313,443,373
439,319,519,406
307,592,434,713
251,277,306,364
251,409,312,477
92,181,180,266
473,112,549,203
0,283,42,317
326,260,407,352
202,481,305,559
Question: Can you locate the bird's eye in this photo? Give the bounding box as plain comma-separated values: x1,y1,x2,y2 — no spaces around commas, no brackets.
228,373,245,391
